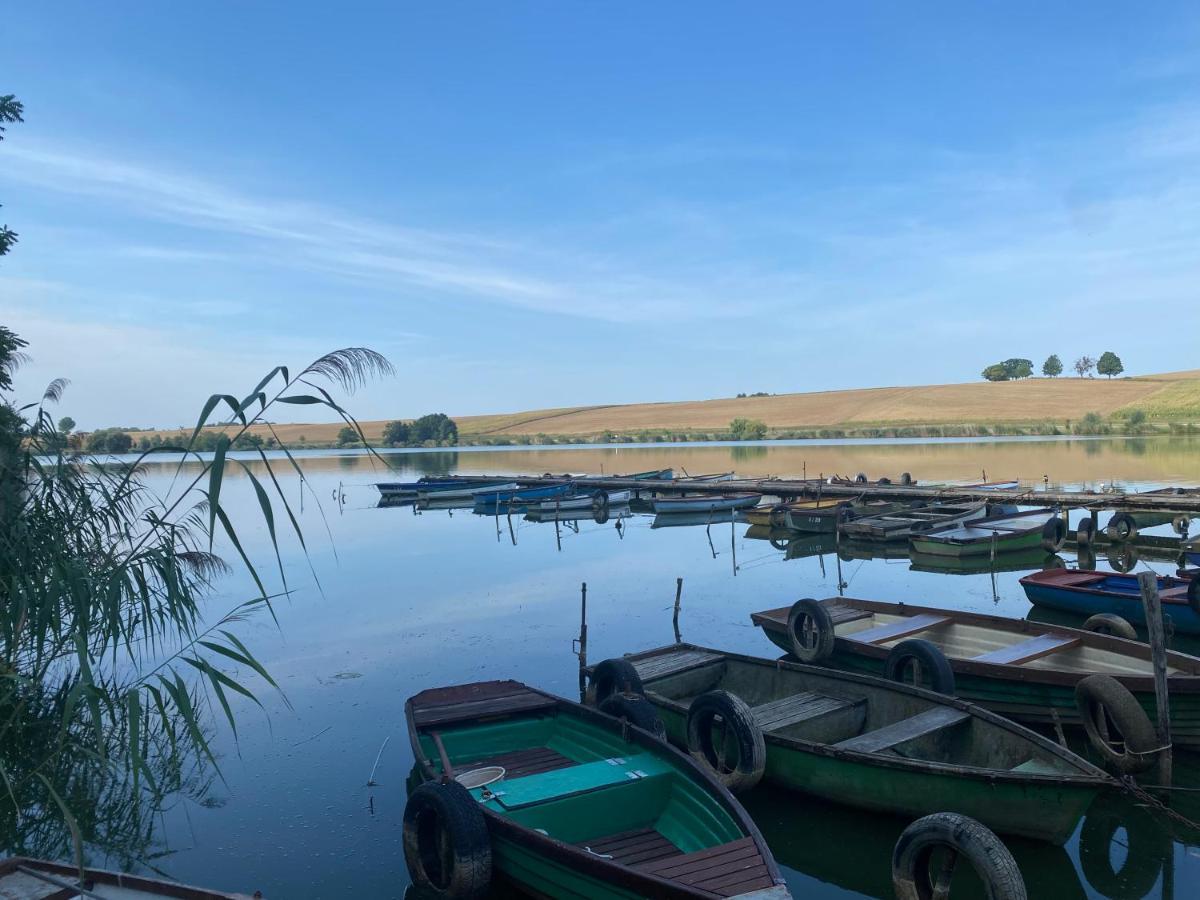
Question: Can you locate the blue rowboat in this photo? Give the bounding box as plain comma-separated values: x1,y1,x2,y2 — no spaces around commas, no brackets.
1020,568,1200,634
473,483,572,512
377,478,514,498
651,492,761,515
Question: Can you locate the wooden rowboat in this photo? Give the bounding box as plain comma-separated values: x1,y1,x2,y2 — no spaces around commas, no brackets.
1020,568,1200,635
652,493,762,515
838,502,988,542
405,680,790,899
473,483,573,512
611,644,1108,844
376,478,517,498
909,508,1062,558
531,489,633,512
750,596,1200,746
0,857,257,898
785,499,910,534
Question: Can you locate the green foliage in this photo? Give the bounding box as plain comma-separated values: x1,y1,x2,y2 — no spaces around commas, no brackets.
729,417,767,440
336,425,358,446
383,413,458,447
1004,358,1033,379
1125,408,1148,432
57,415,75,433
1097,351,1124,378
981,363,1008,382
1074,410,1110,434
382,419,410,445
1042,355,1063,377
1073,355,1095,378
0,94,23,258
85,428,134,454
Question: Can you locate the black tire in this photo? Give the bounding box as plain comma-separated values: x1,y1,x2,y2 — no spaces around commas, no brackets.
1082,613,1138,641
1075,675,1158,773
1078,794,1167,899
770,505,788,528
892,812,1026,900
591,490,610,517
900,472,913,486
1188,578,1200,616
1106,545,1138,574
855,472,868,484
786,598,835,663
877,477,892,485
1106,512,1138,542
599,692,666,739
685,690,765,793
1076,517,1096,547
1041,517,1066,552
403,781,492,899
884,640,956,696
1173,514,1191,536
769,536,789,552
588,658,643,707
1076,547,1097,572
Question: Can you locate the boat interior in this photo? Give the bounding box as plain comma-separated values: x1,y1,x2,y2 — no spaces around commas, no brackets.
922,510,1054,541
410,682,776,897
1027,570,1191,601
842,504,986,537
637,649,1083,775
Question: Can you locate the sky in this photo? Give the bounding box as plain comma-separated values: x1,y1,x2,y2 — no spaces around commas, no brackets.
2,3,1200,429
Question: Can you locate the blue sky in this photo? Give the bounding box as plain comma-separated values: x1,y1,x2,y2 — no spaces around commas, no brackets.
2,3,1199,428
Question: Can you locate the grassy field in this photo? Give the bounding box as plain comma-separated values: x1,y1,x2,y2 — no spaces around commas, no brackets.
137,369,1200,446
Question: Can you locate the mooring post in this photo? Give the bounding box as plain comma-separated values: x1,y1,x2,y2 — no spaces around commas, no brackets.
1138,569,1173,784
554,497,562,552
730,509,737,576
576,582,588,701
673,577,683,643
506,502,517,545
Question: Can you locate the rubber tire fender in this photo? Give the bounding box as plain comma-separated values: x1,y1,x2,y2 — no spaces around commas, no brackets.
1041,516,1067,552
403,780,492,900
685,690,766,793
1173,514,1191,536
769,536,789,552
1078,794,1167,900
1188,577,1200,616
1074,674,1158,773
884,639,956,696
854,472,868,484
892,812,1027,900
877,477,892,485
599,691,666,739
1106,545,1138,574
769,505,788,528
786,598,835,663
1106,512,1138,542
900,472,913,486
1076,517,1096,547
1082,613,1139,641
591,490,610,518
588,658,644,707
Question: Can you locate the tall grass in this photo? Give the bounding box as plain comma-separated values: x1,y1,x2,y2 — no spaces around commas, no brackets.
0,341,392,867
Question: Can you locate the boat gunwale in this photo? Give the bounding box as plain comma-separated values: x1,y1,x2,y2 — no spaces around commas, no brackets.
626,643,1111,786
1020,568,1193,606
750,597,1200,689
403,681,787,899
0,857,258,899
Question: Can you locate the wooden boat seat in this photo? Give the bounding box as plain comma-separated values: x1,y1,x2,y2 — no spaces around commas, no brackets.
821,601,874,626
493,753,671,811
630,648,724,681
751,691,864,732
846,614,951,645
972,634,1080,666
637,836,776,897
411,680,557,728
576,827,683,867
833,706,970,754
468,746,576,779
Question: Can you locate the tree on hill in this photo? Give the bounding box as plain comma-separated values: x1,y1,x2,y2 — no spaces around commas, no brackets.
1073,355,1095,378
336,426,358,446
1042,355,1062,377
1003,358,1033,379
981,364,1008,382
382,420,410,446
410,413,458,445
57,415,75,433
85,428,133,454
1097,351,1124,379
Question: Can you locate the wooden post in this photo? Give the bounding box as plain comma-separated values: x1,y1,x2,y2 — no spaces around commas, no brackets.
576,582,588,701
730,509,737,576
506,501,517,545
1138,570,1173,784
673,577,683,643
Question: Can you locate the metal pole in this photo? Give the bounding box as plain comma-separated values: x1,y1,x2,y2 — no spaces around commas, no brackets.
576,582,588,701
1138,570,1173,784
731,509,737,576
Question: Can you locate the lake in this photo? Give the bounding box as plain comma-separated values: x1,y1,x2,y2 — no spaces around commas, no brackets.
106,436,1200,898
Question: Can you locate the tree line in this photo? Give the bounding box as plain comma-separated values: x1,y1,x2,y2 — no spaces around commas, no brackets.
376,412,458,447
981,352,1124,382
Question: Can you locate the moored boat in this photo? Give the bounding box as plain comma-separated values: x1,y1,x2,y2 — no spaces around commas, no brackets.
1020,568,1200,635
838,502,988,542
531,488,632,512
0,857,257,898
750,595,1200,747
652,493,761,515
404,680,791,899
376,478,519,499
909,508,1064,558
473,483,572,512
785,498,910,534
593,644,1108,844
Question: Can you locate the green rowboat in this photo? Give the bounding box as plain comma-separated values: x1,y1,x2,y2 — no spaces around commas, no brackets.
908,508,1064,558
601,644,1109,844
751,596,1200,748
405,680,790,899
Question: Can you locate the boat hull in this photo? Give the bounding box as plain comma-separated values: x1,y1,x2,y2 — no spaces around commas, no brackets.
910,528,1045,558
652,494,761,515
1022,581,1200,635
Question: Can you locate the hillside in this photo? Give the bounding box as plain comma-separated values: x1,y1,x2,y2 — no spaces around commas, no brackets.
138,370,1200,446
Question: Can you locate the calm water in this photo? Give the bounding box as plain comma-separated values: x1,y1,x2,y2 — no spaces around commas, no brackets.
117,437,1200,898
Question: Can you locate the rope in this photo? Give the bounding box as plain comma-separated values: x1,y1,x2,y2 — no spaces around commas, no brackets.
1119,774,1200,837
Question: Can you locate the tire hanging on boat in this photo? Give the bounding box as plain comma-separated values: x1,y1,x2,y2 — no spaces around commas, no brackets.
1074,675,1158,774
1106,545,1138,574
599,692,666,739
1076,517,1096,547
1041,516,1067,552
892,812,1026,900
1106,512,1138,542
1173,514,1192,536
900,472,913,486
770,505,788,528
591,490,610,519
786,598,834,663
403,781,492,900
855,472,868,484
883,640,956,696
588,658,643,707
1078,793,1168,900
685,690,765,793
1082,613,1138,641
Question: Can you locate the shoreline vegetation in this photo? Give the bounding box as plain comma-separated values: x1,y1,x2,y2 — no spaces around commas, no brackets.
77,369,1200,451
